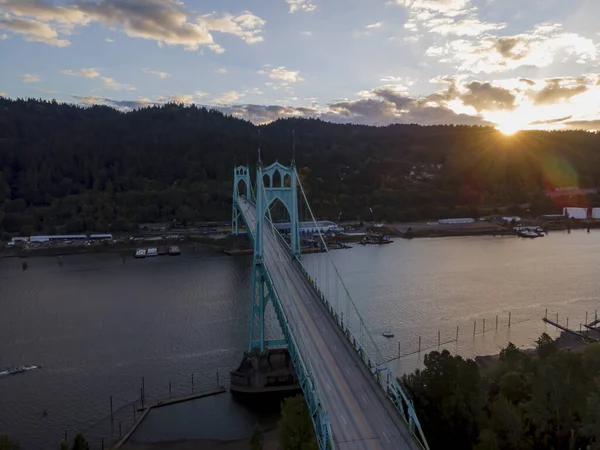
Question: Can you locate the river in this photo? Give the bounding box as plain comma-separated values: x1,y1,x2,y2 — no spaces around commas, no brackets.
1,230,599,448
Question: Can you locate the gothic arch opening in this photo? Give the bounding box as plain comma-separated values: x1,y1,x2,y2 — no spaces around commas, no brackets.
272,169,282,187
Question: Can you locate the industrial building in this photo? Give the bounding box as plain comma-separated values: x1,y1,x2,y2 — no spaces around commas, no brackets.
274,220,344,234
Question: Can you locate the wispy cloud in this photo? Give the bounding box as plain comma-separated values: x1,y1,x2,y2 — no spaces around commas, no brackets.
142,69,171,79
100,77,135,91
61,68,101,78
258,66,304,83
285,0,317,13
215,68,228,74
105,38,114,43
366,22,383,29
21,73,40,83
212,91,245,105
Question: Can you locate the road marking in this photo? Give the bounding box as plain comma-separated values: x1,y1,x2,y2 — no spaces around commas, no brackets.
341,415,347,425
345,368,351,375
382,432,390,443
362,395,368,404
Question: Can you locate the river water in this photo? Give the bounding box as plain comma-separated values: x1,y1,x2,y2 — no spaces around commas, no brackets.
1,230,599,448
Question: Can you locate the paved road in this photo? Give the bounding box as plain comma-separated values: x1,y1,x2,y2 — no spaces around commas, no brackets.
238,198,420,450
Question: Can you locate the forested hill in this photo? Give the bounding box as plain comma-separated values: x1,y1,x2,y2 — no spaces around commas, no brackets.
1,97,600,236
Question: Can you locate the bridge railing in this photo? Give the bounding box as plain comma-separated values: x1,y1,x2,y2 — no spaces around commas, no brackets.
294,175,431,450
245,187,334,450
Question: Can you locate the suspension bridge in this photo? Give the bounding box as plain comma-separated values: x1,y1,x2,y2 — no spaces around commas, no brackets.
231,160,429,450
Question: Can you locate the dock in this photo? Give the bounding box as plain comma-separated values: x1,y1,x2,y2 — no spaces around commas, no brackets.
542,317,600,342
137,387,226,411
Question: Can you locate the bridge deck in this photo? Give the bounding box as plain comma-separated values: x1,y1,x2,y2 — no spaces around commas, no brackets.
238,198,419,450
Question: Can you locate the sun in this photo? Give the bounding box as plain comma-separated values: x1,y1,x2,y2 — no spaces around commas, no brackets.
496,121,521,135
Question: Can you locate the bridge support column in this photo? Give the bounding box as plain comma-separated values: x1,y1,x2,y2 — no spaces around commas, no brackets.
232,165,251,235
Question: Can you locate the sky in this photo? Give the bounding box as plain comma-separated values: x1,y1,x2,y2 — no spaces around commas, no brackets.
1,0,600,133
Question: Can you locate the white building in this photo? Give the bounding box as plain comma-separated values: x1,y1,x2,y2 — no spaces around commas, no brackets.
563,207,588,219
275,220,343,234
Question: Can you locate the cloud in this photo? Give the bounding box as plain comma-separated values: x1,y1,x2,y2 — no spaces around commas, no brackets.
60,67,134,91
258,66,304,83
61,68,101,78
563,119,600,131
460,81,516,112
100,77,135,91
105,38,114,43
142,68,170,79
0,92,7,97
212,91,245,105
21,73,40,83
38,88,58,94
0,0,266,52
218,104,317,124
285,0,316,13
194,91,209,98
300,31,313,36
72,95,155,110
1,33,8,39
158,94,194,104
530,116,573,125
393,0,504,38
519,78,535,86
0,15,70,46
532,77,588,105
427,24,598,73
215,68,227,74
366,22,383,29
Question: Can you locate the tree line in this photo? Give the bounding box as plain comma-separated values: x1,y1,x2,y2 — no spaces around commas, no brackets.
2,97,600,237
403,334,600,449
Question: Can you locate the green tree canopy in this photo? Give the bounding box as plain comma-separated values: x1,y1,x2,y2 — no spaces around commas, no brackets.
278,395,318,450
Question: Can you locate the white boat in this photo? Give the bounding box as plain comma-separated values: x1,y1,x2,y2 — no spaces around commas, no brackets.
0,364,42,377
135,249,147,258
519,230,540,238
382,331,394,338
146,248,158,257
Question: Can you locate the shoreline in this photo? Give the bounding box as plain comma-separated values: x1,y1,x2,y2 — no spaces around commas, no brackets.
0,238,226,259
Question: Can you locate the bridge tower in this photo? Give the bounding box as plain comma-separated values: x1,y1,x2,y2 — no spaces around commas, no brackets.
232,165,251,235
249,160,301,352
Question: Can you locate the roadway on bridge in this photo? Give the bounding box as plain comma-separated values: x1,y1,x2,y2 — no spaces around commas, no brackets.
238,198,420,450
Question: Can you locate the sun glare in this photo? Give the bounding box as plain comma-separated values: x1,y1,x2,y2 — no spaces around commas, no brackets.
496,122,520,135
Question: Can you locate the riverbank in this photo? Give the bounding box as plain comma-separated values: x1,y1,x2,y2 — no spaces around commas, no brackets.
0,236,227,259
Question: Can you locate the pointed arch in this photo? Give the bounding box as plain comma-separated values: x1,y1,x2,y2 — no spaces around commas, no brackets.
237,179,248,198
272,169,282,188
263,173,271,188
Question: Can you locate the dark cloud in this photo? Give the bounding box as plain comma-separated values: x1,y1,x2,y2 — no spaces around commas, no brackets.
530,115,573,125
70,84,491,127
532,77,588,105
563,120,600,131
0,0,265,51
460,81,516,112
217,104,318,124
495,36,529,60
